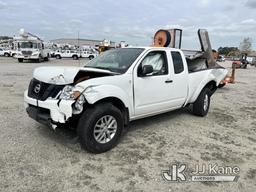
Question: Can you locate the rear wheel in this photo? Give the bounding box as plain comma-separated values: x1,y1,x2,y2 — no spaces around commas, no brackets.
218,83,226,88
89,55,94,60
77,103,124,153
193,88,211,117
44,54,49,61
56,55,61,59
73,55,78,60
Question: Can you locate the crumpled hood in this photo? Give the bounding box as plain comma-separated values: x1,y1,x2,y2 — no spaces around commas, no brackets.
33,66,115,85
33,66,81,85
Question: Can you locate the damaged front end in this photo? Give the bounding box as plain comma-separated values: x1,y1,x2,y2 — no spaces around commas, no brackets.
24,68,114,130
24,80,85,130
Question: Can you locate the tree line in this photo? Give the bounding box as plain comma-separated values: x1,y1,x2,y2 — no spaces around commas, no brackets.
217,38,253,56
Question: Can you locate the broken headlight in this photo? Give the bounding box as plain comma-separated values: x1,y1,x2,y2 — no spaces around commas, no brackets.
72,94,86,114
59,85,86,114
59,85,81,100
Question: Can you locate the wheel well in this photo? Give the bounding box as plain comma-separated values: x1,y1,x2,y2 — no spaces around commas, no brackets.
204,80,217,96
94,97,129,125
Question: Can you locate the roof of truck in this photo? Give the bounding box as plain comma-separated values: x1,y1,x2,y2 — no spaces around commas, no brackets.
124,46,181,51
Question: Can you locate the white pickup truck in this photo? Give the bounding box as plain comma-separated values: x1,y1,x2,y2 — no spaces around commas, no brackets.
0,48,11,57
81,50,98,60
24,46,227,153
55,50,80,60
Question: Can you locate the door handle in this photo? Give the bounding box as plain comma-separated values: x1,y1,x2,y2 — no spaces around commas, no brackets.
165,79,173,83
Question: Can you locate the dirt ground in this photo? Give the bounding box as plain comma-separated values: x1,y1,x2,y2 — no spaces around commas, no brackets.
0,56,255,192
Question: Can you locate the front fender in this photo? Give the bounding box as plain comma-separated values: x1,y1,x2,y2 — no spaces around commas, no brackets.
83,85,132,111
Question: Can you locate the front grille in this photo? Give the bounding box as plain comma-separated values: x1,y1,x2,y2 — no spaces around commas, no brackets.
28,78,64,101
22,51,32,56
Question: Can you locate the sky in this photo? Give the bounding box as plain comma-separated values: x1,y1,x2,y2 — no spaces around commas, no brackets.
0,0,256,50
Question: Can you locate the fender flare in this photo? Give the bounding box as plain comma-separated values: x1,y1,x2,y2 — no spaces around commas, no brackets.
189,75,218,103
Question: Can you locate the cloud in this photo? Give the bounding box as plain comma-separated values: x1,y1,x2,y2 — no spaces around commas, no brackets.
0,1,7,9
0,0,255,49
245,0,256,8
241,19,256,24
200,0,211,6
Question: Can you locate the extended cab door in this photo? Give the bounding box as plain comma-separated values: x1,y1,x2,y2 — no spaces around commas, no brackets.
62,50,70,57
133,49,188,117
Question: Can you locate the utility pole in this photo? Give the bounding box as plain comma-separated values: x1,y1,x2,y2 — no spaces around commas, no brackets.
77,31,80,67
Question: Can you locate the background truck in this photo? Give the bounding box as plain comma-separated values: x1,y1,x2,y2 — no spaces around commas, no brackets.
55,50,80,60
24,29,228,153
80,50,98,60
15,29,50,63
0,48,11,57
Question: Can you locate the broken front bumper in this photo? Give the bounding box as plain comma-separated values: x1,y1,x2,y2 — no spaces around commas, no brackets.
24,90,75,127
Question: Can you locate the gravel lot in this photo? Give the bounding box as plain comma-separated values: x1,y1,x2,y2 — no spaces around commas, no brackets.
0,56,255,192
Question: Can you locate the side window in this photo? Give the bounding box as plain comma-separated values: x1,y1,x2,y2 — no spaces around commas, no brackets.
139,51,168,76
171,51,184,74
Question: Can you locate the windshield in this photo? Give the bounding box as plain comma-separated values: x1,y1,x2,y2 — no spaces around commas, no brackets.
20,42,38,49
85,48,144,73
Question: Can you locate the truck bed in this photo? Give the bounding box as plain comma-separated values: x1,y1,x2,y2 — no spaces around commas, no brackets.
183,49,223,73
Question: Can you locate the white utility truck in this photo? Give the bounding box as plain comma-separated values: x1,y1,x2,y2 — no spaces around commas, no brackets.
24,29,228,153
55,50,80,60
15,29,50,63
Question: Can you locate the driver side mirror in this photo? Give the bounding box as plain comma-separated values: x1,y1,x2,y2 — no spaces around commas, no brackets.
141,65,153,76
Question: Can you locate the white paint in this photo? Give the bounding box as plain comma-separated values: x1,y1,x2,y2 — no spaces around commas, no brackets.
25,47,228,125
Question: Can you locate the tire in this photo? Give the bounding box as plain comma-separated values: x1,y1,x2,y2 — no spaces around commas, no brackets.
77,102,124,153
18,58,23,63
242,64,247,69
73,55,78,60
44,56,49,61
4,53,10,57
193,88,211,117
56,55,61,59
89,55,94,60
218,83,226,88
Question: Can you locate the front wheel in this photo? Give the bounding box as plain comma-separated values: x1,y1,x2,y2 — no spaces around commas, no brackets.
192,88,211,117
18,58,23,63
77,103,124,153
4,53,10,57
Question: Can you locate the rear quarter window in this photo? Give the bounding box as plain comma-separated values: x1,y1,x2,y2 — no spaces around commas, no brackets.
171,51,184,74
